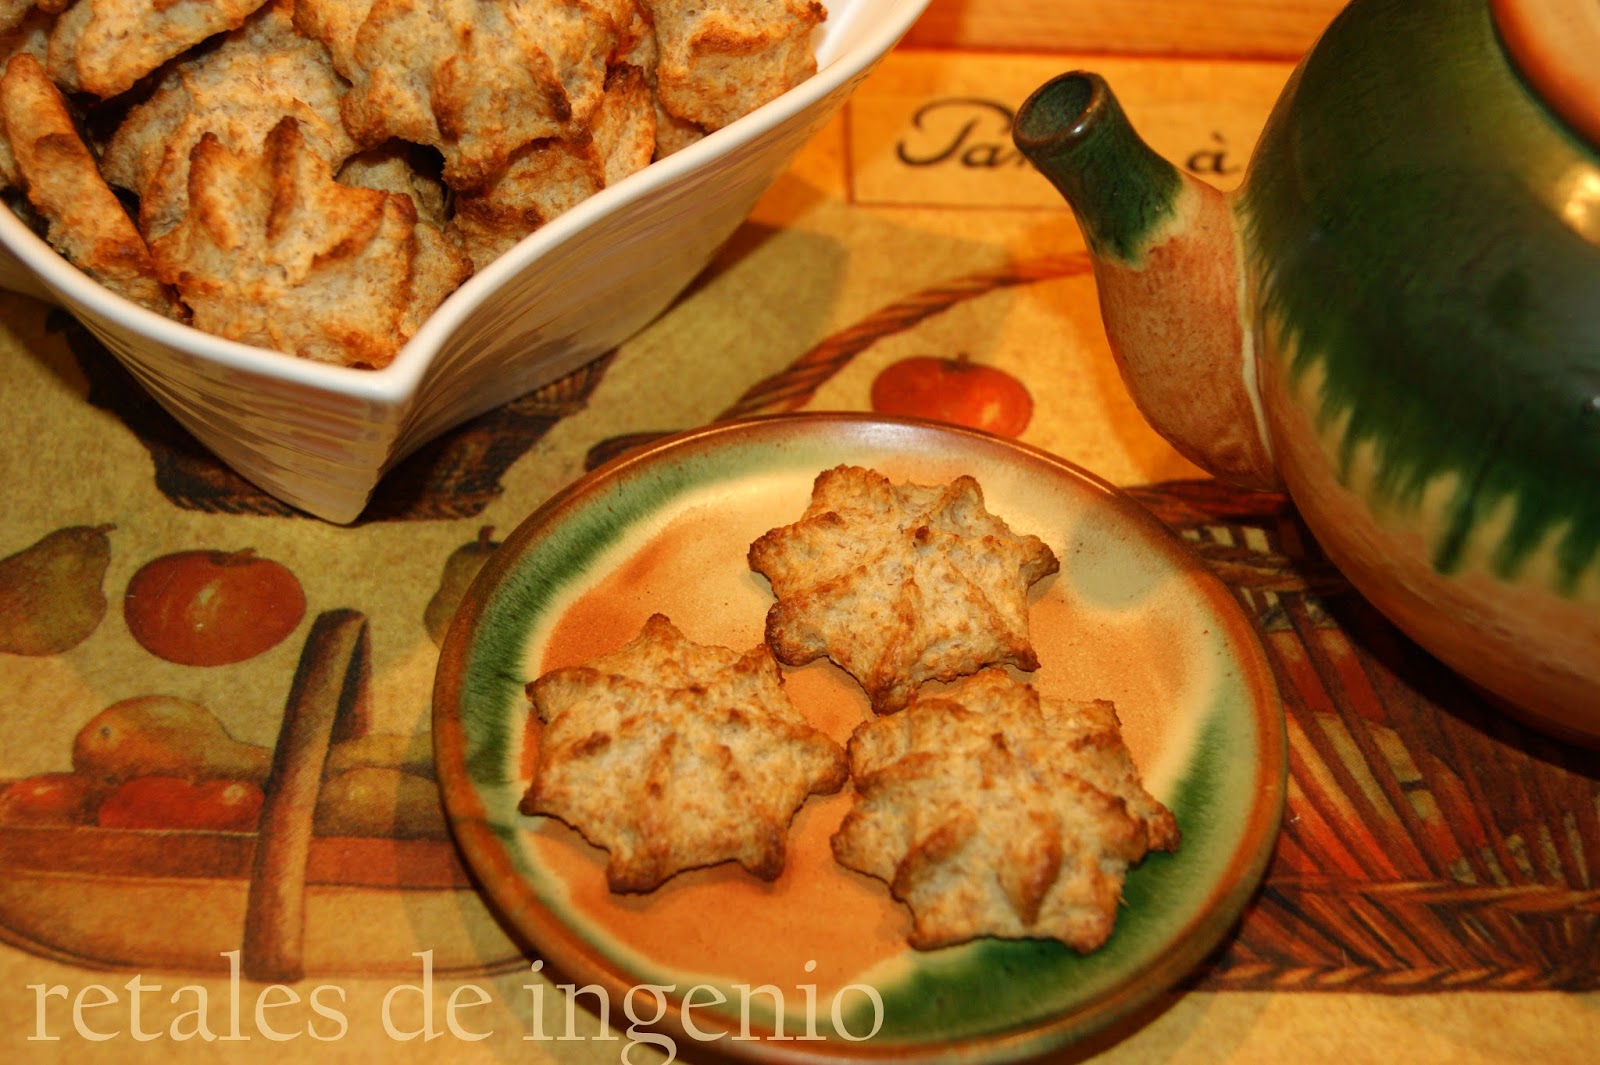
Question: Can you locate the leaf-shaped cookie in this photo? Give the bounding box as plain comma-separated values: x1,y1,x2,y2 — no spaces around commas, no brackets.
101,0,356,240
453,62,655,269
832,668,1179,951
148,115,470,367
298,0,622,189
749,465,1059,714
522,613,848,893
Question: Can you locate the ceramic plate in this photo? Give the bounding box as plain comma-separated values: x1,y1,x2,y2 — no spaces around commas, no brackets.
433,414,1285,1063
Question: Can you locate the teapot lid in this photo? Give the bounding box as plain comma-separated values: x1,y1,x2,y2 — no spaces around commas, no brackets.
1493,0,1600,149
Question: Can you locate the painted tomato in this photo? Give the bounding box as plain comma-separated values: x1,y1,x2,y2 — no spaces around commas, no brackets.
0,773,104,826
869,354,1034,437
96,776,264,832
124,549,306,666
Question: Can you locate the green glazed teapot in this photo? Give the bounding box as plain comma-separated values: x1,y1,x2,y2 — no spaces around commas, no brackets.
1013,0,1600,740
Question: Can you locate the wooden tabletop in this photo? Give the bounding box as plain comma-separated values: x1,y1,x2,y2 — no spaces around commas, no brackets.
2,2,1596,1061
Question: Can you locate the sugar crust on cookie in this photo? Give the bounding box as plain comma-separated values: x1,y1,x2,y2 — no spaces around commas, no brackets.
748,465,1059,714
522,613,848,893
831,668,1179,951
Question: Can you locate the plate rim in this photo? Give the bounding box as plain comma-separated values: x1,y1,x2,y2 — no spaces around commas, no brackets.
433,412,1287,1064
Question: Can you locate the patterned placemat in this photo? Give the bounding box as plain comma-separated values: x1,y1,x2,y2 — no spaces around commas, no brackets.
24,266,1598,993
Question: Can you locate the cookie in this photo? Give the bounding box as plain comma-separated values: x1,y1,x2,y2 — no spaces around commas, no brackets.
522,613,848,892
452,63,654,269
0,51,180,316
300,0,620,189
748,465,1059,714
48,0,269,98
101,0,355,241
646,0,825,132
831,668,1179,950
148,116,469,367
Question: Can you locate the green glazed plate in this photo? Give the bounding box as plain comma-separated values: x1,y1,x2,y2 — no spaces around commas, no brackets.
433,413,1285,1063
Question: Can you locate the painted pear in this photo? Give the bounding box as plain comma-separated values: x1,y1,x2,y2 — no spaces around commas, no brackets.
73,695,274,785
74,694,439,786
0,524,114,655
315,767,450,840
424,526,499,646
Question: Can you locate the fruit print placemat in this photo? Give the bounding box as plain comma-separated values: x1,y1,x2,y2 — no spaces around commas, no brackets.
1,43,1596,1065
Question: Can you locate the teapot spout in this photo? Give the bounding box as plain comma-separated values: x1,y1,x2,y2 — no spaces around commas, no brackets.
1014,72,1280,489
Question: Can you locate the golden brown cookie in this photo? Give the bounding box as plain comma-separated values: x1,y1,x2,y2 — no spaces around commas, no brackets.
451,137,602,269
589,62,656,184
0,51,181,316
334,140,470,339
0,8,50,189
148,116,470,367
101,0,356,240
47,0,270,98
522,613,848,893
0,0,38,39
831,668,1179,951
452,63,654,269
645,0,825,132
337,141,450,228
748,465,1059,714
298,0,623,190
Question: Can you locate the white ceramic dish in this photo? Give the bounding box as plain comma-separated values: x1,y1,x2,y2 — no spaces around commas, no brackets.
0,0,929,522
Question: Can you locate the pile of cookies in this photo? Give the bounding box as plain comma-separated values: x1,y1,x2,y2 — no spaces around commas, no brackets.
0,0,826,367
522,465,1181,952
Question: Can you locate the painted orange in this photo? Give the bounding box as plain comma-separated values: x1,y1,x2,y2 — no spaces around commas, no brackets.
95,776,265,832
124,549,307,666
0,773,104,826
870,355,1034,438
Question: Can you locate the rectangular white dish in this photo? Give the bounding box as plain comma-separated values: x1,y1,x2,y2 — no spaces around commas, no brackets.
0,0,930,522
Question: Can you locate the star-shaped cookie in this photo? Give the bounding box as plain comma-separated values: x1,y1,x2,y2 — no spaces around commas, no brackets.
748,465,1060,714
831,668,1179,951
521,613,848,893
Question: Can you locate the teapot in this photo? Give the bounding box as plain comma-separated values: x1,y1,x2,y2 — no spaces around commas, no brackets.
1012,0,1600,740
